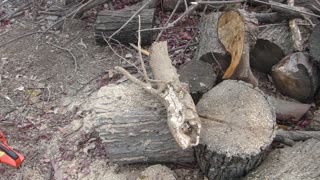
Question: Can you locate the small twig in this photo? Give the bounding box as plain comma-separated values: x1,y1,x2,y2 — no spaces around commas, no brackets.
288,0,303,51
140,26,198,32
156,0,183,41
0,0,8,6
167,3,199,28
0,31,43,48
252,0,320,18
311,5,320,14
129,43,150,56
184,0,189,10
46,42,78,80
316,0,320,7
101,33,143,75
0,30,9,37
211,52,224,73
109,0,154,39
137,15,148,83
191,0,245,5
0,2,32,22
168,42,198,53
114,66,160,96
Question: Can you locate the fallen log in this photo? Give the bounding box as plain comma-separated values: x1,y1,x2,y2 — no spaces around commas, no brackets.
195,80,276,179
269,96,311,121
250,25,294,73
94,8,155,45
271,52,319,102
90,84,195,164
116,41,202,149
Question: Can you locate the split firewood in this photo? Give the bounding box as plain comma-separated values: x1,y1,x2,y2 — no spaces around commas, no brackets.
193,12,231,70
217,9,258,87
271,52,319,103
250,25,294,73
115,41,201,149
193,10,258,86
91,84,195,164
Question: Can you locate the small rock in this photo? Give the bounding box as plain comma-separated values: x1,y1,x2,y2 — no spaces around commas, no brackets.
137,164,177,180
271,52,319,102
179,60,217,103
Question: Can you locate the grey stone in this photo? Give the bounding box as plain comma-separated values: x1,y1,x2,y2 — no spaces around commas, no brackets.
179,60,217,103
271,52,319,102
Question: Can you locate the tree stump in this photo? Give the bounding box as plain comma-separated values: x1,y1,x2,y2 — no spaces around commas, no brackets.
91,83,194,164
250,25,294,73
195,80,276,180
94,8,155,45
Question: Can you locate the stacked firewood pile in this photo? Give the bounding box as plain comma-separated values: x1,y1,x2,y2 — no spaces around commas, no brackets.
90,0,320,179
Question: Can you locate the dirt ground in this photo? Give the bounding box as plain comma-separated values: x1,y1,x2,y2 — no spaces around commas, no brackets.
0,12,128,178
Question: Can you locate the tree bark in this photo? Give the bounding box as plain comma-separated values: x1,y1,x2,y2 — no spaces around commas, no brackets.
94,8,155,45
93,84,195,164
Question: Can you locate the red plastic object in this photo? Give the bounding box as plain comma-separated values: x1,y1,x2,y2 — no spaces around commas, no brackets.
0,131,24,168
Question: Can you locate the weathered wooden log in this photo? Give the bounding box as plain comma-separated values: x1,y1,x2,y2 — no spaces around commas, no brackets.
309,23,320,63
250,25,294,73
269,96,311,121
94,8,155,45
271,52,319,103
193,12,231,72
92,83,194,164
195,80,276,180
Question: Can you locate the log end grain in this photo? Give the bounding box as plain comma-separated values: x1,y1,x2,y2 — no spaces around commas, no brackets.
195,80,276,179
